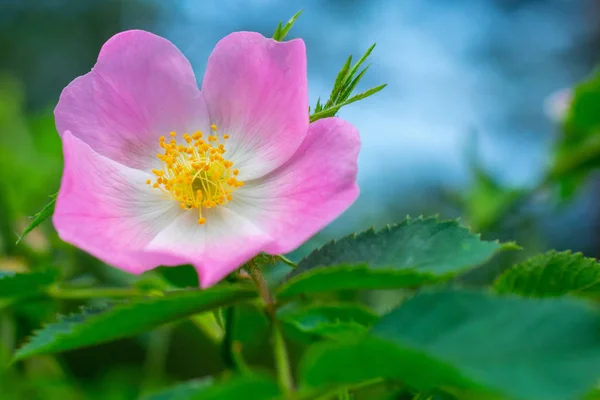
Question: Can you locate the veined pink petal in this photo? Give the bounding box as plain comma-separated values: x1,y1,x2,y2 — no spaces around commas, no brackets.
55,30,209,170
53,132,186,273
228,117,360,254
201,32,309,181
147,207,274,288
55,132,272,286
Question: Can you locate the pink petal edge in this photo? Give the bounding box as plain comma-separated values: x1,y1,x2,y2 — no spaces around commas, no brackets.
54,30,209,171
201,31,309,181
229,117,361,254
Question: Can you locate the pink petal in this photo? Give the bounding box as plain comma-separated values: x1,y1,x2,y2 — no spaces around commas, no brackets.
147,207,274,288
201,32,309,180
53,132,186,274
229,117,360,254
55,30,209,170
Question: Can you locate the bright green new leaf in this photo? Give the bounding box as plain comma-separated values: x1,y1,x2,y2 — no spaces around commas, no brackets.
0,269,59,301
277,217,515,299
494,250,600,297
272,10,302,42
300,288,600,400
277,303,378,344
310,44,385,122
13,285,256,362
144,375,279,400
16,193,56,245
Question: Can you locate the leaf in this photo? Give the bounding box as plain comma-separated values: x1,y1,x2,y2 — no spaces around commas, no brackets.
300,288,600,400
277,217,516,299
144,375,280,400
277,303,378,344
0,269,59,300
310,44,385,123
494,250,600,297
16,193,56,245
143,378,213,400
272,10,302,42
345,43,376,90
550,69,600,198
13,284,256,361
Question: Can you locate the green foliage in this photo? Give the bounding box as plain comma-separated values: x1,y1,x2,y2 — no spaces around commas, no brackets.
13,285,256,362
0,269,59,301
494,250,600,297
300,287,600,400
310,44,386,122
550,69,600,198
143,378,213,400
144,375,279,400
16,193,56,245
272,10,303,42
277,303,378,344
277,217,515,299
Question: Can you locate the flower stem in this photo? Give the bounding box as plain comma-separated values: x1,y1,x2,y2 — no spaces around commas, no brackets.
244,261,295,394
272,321,294,394
246,263,275,315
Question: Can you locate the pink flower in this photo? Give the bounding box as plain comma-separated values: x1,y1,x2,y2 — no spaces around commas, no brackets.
53,30,360,288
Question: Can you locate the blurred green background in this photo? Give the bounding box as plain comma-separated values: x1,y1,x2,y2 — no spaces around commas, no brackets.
1,0,600,398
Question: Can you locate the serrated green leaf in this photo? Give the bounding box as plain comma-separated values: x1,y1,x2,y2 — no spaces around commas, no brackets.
272,10,302,42
494,250,600,297
278,303,378,344
0,269,59,300
144,375,279,400
278,217,515,299
16,194,56,245
300,288,600,400
13,284,256,361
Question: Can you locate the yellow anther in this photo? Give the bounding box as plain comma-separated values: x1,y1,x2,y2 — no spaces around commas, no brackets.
223,134,229,139
149,129,241,225
233,169,239,176
210,124,217,131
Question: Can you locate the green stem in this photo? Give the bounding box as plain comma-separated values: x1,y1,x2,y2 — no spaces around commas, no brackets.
244,262,295,394
246,263,275,315
141,325,172,393
273,321,294,395
277,255,297,269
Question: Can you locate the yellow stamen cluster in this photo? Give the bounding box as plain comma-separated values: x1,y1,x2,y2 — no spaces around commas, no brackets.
147,126,243,224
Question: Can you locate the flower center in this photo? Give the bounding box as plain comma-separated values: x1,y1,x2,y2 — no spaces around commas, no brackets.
147,125,244,225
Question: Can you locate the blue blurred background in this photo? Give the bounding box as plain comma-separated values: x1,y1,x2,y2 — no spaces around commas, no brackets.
1,0,600,398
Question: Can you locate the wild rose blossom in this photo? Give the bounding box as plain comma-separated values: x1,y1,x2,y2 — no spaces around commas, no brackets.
53,30,360,288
